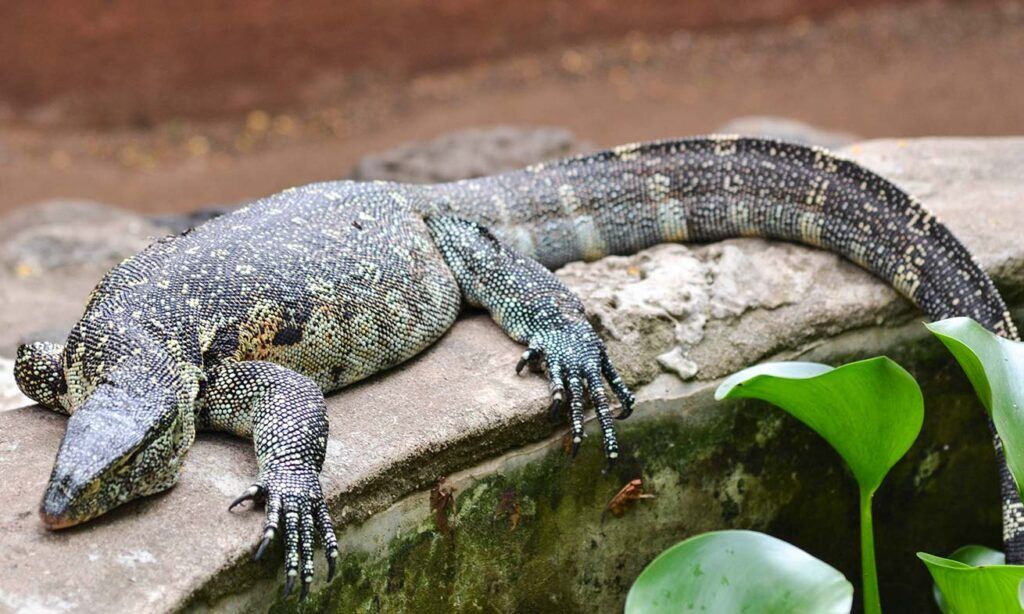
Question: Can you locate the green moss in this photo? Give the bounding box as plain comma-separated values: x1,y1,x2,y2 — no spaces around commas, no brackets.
194,341,999,613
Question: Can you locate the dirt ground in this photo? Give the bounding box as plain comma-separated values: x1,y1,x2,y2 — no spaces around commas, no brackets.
1,0,1022,216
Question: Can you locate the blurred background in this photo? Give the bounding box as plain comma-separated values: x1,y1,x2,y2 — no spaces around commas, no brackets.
0,0,1022,217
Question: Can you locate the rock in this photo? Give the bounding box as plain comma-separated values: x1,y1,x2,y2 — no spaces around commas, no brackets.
0,138,1022,611
350,126,594,183
0,201,165,357
0,200,163,272
715,116,860,149
152,127,593,234
0,358,31,412
150,204,238,235
559,238,900,384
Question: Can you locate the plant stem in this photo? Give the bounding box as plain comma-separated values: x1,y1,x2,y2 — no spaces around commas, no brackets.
860,487,882,614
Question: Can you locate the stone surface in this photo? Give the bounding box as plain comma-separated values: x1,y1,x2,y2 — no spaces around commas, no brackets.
0,200,166,360
349,126,593,183
0,138,1022,611
150,205,239,236
0,358,31,412
715,116,860,149
0,199,162,273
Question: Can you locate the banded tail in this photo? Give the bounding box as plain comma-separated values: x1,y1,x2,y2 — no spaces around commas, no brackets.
428,135,1023,557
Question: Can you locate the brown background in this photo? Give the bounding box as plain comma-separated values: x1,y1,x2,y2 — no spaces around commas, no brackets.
1,0,902,125
1,0,1021,216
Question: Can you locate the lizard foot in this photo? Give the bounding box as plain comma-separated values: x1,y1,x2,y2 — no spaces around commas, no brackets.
517,321,636,472
230,466,339,600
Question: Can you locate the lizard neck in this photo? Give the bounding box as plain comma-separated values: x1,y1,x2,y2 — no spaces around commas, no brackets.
62,310,203,416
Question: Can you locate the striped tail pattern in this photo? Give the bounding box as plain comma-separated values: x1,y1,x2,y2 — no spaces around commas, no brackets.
428,136,1024,560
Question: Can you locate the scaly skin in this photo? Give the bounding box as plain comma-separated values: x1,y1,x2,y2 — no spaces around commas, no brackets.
16,137,1024,597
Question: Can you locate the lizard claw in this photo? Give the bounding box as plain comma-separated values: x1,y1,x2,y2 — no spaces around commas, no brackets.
526,322,634,466
231,466,340,599
253,529,274,561
516,348,542,375
229,484,264,511
326,546,338,582
547,391,564,422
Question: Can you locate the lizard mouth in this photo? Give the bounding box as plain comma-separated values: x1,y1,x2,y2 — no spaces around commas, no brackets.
39,509,81,530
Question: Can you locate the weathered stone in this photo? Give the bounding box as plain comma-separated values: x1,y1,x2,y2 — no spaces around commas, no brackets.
0,200,166,359
0,200,162,273
715,116,860,149
0,358,31,412
0,138,1021,612
350,126,593,183
150,205,239,236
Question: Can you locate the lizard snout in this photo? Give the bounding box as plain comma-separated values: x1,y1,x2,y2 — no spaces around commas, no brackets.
39,478,81,530
37,382,189,530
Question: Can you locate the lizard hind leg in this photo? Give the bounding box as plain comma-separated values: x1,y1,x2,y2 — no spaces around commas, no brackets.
14,341,68,412
427,215,636,472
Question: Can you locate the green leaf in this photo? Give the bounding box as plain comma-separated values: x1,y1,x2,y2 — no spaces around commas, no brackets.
715,357,924,494
625,530,853,614
919,550,1024,614
931,546,1007,612
927,317,1024,496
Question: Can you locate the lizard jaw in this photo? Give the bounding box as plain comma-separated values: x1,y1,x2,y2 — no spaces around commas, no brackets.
39,510,80,530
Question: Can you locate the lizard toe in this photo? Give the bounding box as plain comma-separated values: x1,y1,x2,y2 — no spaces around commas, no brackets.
282,500,301,597
313,499,340,582
528,322,626,466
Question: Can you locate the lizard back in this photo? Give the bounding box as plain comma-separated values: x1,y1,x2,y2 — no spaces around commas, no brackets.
64,181,460,405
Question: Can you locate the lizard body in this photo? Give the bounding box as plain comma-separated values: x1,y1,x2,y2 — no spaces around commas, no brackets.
15,136,1023,596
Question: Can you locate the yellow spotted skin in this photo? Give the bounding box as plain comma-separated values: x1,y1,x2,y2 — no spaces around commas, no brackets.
14,137,1024,584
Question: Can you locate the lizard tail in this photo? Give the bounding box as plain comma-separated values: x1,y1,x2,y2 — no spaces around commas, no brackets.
433,135,1024,559
448,136,1017,339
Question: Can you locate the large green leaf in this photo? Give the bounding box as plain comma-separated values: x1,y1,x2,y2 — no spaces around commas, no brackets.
927,317,1024,496
715,357,924,494
919,550,1024,613
625,530,853,614
931,546,1008,612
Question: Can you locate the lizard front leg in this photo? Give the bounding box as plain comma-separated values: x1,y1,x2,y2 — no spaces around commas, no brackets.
426,216,635,470
200,360,338,600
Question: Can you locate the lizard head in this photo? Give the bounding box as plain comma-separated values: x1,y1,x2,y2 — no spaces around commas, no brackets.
39,382,195,529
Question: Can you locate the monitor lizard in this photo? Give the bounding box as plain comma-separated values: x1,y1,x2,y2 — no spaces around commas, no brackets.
14,136,1023,599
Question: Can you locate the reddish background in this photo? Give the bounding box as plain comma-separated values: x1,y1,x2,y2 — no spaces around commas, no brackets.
0,0,904,125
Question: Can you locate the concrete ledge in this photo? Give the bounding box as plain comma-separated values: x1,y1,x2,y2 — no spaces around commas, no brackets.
1,138,1022,612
